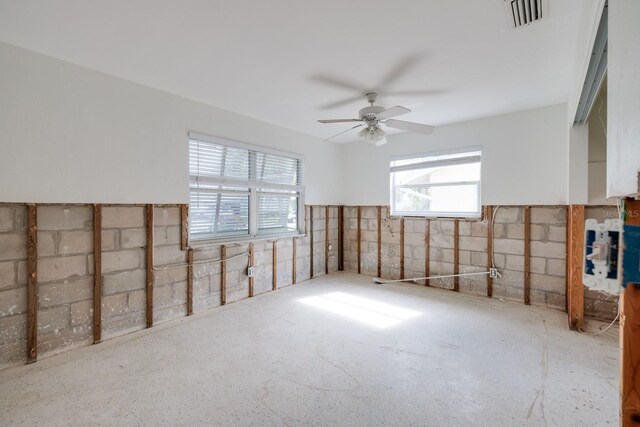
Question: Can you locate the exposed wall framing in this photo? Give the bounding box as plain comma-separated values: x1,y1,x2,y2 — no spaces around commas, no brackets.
93,204,102,343
26,205,38,363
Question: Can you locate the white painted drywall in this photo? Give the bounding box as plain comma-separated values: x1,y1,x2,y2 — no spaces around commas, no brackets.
0,42,340,204
338,104,569,206
568,124,588,204
607,0,640,197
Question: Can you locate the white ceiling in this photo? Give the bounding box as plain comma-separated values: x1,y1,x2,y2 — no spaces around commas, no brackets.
0,0,591,143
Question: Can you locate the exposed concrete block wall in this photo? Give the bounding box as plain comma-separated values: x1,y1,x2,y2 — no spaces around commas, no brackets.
342,205,617,321
0,205,27,366
37,205,94,356
0,203,336,369
153,206,187,323
101,206,147,339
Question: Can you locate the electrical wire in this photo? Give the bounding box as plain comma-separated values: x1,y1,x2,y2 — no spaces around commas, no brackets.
153,252,249,271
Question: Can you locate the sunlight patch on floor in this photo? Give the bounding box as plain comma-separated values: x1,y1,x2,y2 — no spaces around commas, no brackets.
299,291,422,328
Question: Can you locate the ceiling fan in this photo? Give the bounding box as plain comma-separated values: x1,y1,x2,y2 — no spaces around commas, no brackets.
317,92,435,146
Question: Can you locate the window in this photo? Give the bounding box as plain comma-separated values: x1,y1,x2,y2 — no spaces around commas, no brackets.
189,133,303,241
390,149,481,217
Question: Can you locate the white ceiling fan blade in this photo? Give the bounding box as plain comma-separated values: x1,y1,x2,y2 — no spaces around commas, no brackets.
324,124,364,142
318,118,362,124
375,106,411,120
385,119,435,135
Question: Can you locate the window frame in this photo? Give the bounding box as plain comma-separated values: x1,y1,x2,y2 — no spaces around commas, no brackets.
389,147,482,218
188,132,305,243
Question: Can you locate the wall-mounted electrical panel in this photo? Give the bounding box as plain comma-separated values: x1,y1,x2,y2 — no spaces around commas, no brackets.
583,218,621,295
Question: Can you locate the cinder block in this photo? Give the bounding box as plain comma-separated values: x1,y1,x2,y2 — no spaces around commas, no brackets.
102,207,145,229
38,305,70,332
0,287,27,317
120,228,146,249
58,230,93,255
459,236,486,252
101,229,118,251
531,225,546,241
102,293,128,316
127,289,147,311
155,265,188,286
431,234,454,249
470,252,487,266
16,261,27,285
494,207,521,223
154,207,181,226
38,255,86,282
470,221,488,237
103,269,145,295
507,224,524,239
548,226,566,242
546,259,566,277
70,300,93,326
458,250,470,265
0,313,27,344
102,249,142,273
530,241,565,259
37,232,57,257
154,245,186,265
530,273,565,292
0,234,27,262
37,206,92,231
530,207,566,225
0,261,16,290
440,221,455,235
531,257,546,274
0,207,14,232
458,221,471,236
506,255,524,271
38,324,92,355
494,238,524,255
545,292,565,310
165,226,181,245
39,277,92,307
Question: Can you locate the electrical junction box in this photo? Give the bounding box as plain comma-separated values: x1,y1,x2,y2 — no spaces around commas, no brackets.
247,267,255,278
583,218,621,295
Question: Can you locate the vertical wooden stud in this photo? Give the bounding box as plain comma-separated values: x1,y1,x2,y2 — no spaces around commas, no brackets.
220,245,227,305
621,198,640,426
400,217,405,280
187,249,193,315
486,206,494,298
248,242,254,297
26,204,38,363
292,238,297,284
272,241,277,290
180,204,189,251
325,206,329,275
338,206,344,271
377,206,382,278
453,219,459,292
567,205,585,330
524,206,531,305
357,206,362,274
309,206,314,279
425,218,430,286
93,204,102,343
145,204,154,328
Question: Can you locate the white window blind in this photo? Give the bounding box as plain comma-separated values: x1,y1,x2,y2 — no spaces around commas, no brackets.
189,134,304,241
390,150,481,217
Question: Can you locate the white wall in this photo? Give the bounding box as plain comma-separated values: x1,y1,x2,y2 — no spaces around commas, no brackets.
607,0,640,197
338,104,569,206
0,42,341,204
568,124,589,204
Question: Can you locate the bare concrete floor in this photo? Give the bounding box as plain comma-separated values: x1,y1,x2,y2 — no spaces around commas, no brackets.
0,272,618,426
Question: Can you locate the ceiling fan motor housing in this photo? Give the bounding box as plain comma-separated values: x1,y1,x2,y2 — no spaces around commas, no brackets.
359,105,385,123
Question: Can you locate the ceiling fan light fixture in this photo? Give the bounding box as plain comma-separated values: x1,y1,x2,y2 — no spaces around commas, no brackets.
359,127,385,144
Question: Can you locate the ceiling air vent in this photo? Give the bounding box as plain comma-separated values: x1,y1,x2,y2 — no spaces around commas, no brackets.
504,0,546,28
